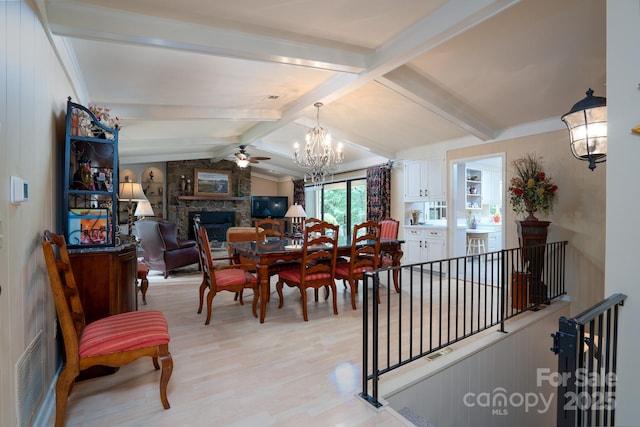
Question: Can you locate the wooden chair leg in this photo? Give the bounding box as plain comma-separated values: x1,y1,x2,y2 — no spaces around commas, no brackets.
276,281,285,308
251,288,259,318
349,280,358,310
330,283,338,315
140,277,149,304
197,279,207,314
301,288,309,321
159,346,173,410
152,355,160,370
204,289,216,325
393,269,400,293
54,367,76,427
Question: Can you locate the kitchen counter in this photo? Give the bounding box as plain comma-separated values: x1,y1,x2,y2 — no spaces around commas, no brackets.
405,224,447,229
405,219,448,229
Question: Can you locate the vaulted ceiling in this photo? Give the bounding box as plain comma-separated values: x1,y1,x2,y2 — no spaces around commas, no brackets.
39,0,606,179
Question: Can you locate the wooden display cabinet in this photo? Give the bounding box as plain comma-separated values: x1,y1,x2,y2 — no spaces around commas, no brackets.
68,243,138,324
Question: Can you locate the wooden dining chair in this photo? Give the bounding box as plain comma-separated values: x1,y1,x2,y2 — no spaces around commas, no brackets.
41,230,173,427
194,222,259,325
276,220,339,321
224,225,261,303
380,217,402,292
335,221,382,310
254,218,284,240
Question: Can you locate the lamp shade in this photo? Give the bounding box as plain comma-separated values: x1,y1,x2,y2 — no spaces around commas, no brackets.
134,200,155,217
285,203,307,218
118,179,147,201
561,88,607,170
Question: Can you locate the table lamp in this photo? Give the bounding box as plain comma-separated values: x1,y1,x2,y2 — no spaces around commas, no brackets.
118,176,147,238
285,203,307,237
134,200,155,219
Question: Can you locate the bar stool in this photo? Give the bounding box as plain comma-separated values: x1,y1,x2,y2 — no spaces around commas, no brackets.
467,236,486,255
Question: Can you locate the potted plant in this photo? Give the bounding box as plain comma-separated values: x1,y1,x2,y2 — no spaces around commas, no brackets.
508,153,558,305
508,153,558,221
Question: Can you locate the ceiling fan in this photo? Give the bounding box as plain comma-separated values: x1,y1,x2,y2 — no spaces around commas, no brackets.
234,145,270,168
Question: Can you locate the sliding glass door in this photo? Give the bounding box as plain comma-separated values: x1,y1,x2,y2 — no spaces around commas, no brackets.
304,178,366,240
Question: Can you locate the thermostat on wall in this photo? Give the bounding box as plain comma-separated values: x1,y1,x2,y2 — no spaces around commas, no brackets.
10,176,29,204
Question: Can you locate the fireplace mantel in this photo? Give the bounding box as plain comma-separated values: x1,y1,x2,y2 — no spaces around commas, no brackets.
177,195,246,207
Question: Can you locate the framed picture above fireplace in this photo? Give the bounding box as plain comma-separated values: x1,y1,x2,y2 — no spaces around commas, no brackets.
194,169,231,197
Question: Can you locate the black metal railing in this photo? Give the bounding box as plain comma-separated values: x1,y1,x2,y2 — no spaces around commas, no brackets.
360,241,567,408
551,293,627,427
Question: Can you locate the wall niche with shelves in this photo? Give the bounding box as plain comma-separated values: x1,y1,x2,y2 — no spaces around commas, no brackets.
141,167,164,218
465,168,482,210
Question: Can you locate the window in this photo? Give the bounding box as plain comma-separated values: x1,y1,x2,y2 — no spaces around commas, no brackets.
304,178,367,240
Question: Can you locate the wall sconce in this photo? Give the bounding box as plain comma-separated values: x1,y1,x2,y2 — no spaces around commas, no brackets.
561,88,607,170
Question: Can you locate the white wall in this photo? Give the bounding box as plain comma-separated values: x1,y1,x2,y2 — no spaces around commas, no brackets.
605,1,640,423
0,1,76,425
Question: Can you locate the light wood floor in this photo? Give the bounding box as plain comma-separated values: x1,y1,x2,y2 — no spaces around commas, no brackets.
46,268,415,427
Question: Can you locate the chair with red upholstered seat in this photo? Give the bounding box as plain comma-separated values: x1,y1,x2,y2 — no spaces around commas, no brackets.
194,220,259,325
276,220,339,321
380,217,402,293
335,221,381,310
42,230,173,427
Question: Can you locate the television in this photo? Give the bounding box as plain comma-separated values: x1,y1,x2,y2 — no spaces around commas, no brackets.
251,196,288,219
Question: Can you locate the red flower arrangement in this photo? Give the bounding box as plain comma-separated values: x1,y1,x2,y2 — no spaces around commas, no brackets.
508,153,558,220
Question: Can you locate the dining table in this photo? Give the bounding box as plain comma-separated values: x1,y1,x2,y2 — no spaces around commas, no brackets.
228,236,404,323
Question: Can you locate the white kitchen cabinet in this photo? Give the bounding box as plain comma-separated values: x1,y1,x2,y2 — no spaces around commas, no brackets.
404,158,445,201
403,227,447,272
487,229,503,252
481,170,492,206
404,160,425,200
480,168,503,206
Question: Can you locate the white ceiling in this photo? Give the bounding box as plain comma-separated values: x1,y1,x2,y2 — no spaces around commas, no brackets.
39,0,606,180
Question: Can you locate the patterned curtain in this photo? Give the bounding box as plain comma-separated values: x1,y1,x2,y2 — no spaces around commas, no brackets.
366,164,391,222
293,179,305,208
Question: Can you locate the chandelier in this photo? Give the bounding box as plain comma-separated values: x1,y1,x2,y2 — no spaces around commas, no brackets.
293,102,344,185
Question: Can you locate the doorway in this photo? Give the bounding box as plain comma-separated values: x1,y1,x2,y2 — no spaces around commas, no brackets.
450,154,505,258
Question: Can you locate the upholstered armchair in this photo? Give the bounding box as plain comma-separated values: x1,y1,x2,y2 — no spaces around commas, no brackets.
136,218,200,278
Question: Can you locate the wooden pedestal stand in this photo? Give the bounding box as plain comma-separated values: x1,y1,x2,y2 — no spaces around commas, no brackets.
516,220,551,306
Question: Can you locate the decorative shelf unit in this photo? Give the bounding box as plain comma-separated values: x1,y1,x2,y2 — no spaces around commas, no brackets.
63,98,120,248
465,168,482,210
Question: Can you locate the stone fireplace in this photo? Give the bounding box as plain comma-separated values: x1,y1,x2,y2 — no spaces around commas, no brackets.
166,159,252,240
